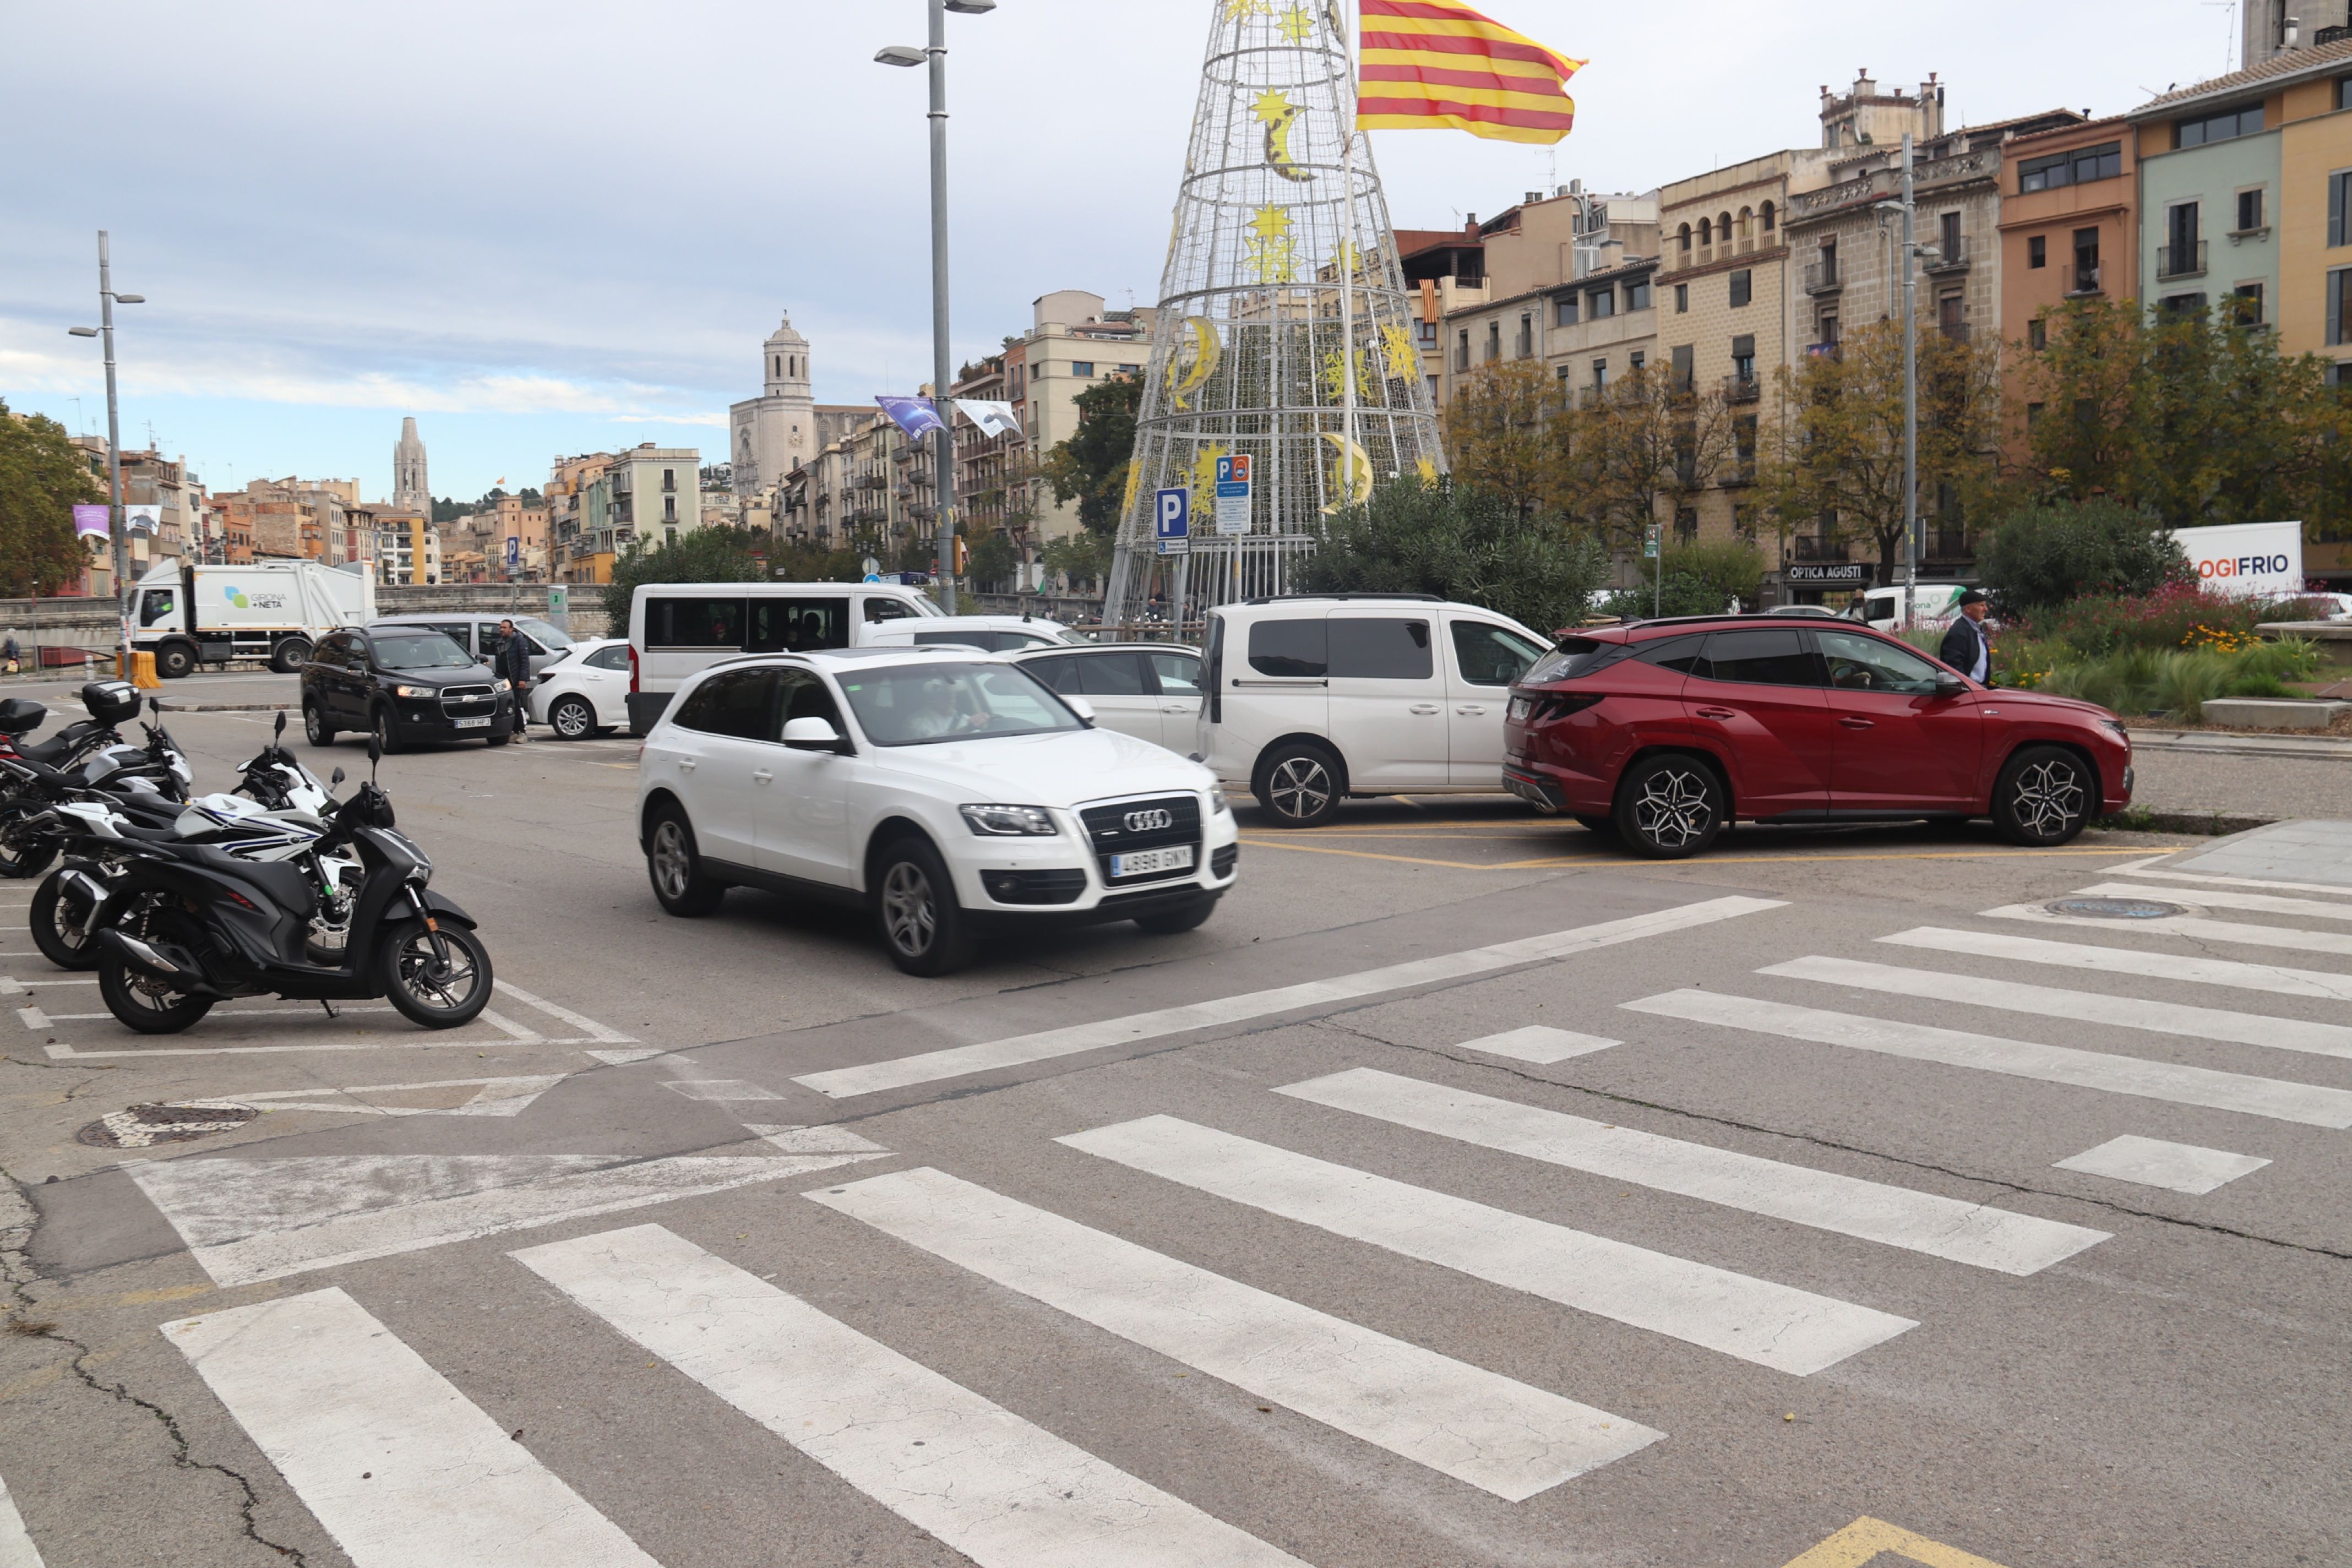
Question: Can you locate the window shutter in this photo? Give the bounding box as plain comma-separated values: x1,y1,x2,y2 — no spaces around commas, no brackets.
1731,334,1756,359
2331,270,2345,347
2332,173,2346,250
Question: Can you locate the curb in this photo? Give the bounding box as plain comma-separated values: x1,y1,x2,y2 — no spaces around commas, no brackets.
2130,731,2352,760
2093,810,2275,837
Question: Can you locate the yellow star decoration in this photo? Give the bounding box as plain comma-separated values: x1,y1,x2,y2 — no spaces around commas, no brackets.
1416,456,1441,485
1278,3,1315,42
1245,205,1300,282
1190,443,1231,499
1250,89,1292,127
1381,321,1419,380
1320,345,1383,402
1225,0,1272,19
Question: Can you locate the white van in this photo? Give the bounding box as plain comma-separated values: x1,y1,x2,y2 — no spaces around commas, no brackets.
1197,595,1551,826
1850,582,1970,633
626,580,943,733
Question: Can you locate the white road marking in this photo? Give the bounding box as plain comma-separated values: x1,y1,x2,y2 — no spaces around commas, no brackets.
1057,1115,1913,1376
810,1166,1660,1499
43,1037,608,1059
2110,864,2352,899
742,1124,889,1155
1880,927,2352,1004
1622,990,2352,1129
514,1224,1307,1568
164,1288,661,1568
1983,902,2352,958
492,980,634,1043
0,1473,43,1568
0,976,18,996
660,1080,785,1102
2070,881,2352,923
128,1150,888,1287
42,1006,405,1022
1276,1068,2106,1276
1453,1026,1621,1064
2053,1135,2271,1195
227,1075,568,1119
1764,954,2352,1062
477,1009,545,1044
796,897,1786,1099
13,1006,46,1032
586,1048,668,1065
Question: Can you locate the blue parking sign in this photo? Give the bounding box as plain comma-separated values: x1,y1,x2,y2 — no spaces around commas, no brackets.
1154,487,1190,556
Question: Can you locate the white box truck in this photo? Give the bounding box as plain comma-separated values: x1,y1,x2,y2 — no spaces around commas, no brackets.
127,560,377,678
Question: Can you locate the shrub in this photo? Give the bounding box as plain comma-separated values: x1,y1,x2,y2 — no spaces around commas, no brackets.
1303,478,1609,636
2020,638,2323,720
2019,582,2284,657
1977,499,2190,615
1598,540,1766,621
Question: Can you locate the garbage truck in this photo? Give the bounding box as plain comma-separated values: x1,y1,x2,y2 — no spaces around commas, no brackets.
126,560,377,678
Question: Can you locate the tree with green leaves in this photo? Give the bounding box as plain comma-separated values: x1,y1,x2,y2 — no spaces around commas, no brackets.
1974,498,2189,615
1038,374,1144,535
1439,361,1561,519
601,524,768,619
0,400,100,597
1300,477,1608,636
1559,366,1734,553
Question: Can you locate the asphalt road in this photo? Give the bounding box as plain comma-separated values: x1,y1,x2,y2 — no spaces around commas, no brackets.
1,671,2344,1567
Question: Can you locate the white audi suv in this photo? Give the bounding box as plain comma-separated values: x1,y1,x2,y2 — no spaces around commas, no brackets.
636,647,1240,974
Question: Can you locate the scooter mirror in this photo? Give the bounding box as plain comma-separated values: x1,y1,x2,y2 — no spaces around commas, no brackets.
330,767,346,788
273,711,286,740
367,731,382,775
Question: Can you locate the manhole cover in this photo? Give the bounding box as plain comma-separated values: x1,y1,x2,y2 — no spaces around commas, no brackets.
75,1102,259,1150
2044,897,2186,921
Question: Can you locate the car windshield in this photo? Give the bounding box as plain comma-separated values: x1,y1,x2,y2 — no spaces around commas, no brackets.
837,662,1082,747
372,633,473,669
515,617,574,649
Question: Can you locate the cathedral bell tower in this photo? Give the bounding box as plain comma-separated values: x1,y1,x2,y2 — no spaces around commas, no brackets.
730,312,819,497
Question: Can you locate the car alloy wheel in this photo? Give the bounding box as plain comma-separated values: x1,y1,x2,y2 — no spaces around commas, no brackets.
304,702,334,745
881,861,937,957
1256,744,1341,827
1995,745,2090,846
651,819,692,901
551,696,593,740
1631,766,1713,848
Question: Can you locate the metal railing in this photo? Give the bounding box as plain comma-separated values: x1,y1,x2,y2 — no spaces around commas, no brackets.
1803,259,1841,293
1923,235,1970,272
1791,536,1849,563
2063,261,2103,296
2158,240,2208,281
1722,373,1761,404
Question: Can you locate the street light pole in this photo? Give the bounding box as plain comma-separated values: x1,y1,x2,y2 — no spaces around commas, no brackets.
1900,134,1918,631
99,231,129,602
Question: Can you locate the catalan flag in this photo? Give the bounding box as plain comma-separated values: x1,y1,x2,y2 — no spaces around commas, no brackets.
1356,0,1584,145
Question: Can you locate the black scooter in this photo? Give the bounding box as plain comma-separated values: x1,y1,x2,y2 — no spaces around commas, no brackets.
90,733,494,1035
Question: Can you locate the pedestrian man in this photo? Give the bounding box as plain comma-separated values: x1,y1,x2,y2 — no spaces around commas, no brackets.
1939,589,1992,683
2,633,19,676
494,618,532,739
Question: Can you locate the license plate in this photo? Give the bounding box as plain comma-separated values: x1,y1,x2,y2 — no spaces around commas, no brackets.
453,716,491,729
1110,845,1194,879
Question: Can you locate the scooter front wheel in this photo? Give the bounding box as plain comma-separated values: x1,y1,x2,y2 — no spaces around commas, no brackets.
378,921,493,1029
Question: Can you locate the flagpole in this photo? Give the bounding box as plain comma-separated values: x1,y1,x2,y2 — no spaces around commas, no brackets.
1339,2,1358,511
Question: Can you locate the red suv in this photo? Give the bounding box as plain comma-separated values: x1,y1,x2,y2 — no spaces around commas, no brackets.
1501,617,2132,858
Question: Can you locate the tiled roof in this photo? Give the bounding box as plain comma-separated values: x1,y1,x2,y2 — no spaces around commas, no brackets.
2132,36,2352,114
1396,227,1480,256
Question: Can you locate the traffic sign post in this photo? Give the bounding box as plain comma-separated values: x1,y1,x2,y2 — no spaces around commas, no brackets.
1214,453,1252,537
1154,488,1190,557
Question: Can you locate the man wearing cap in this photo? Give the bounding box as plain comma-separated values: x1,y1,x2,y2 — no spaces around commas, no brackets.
1940,589,1992,683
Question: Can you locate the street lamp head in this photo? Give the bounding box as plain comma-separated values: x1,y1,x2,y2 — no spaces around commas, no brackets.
112,293,145,304
874,45,925,66
944,0,997,12
68,326,99,337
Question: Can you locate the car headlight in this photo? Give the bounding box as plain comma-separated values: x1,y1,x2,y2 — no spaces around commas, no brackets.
2100,718,2129,741
492,679,511,693
393,685,435,699
959,803,1060,836
1209,784,1231,815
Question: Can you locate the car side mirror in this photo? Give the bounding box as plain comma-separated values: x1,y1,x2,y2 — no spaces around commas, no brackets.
1063,695,1097,727
1933,672,1968,696
782,716,846,752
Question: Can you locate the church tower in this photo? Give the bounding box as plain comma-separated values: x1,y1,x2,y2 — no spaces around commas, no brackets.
730,313,819,497
392,417,429,516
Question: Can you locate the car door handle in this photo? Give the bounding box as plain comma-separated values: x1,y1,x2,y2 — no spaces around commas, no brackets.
1694,707,1738,720
1162,704,1191,714
1455,704,1487,716
1409,703,1441,715
752,769,774,784
1839,717,1875,730
677,758,696,772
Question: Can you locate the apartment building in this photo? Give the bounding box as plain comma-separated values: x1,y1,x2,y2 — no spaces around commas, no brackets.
373,509,435,586
1015,290,1152,545
1997,117,2140,349
1435,186,1662,410
1400,221,1488,407
949,353,1023,554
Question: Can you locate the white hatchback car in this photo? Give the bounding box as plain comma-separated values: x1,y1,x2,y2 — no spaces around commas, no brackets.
528,638,633,739
859,614,1079,653
636,647,1240,974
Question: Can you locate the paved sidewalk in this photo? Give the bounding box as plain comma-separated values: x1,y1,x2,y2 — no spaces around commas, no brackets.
2162,819,2352,886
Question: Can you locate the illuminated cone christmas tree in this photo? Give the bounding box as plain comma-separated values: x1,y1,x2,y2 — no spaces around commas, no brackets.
1104,0,1444,623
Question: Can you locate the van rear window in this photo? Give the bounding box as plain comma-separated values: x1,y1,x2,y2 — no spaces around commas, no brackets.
1329,619,1433,680
1249,618,1327,677
644,597,747,649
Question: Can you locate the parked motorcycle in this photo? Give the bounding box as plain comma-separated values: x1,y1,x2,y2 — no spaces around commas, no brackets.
0,685,189,879
90,733,492,1035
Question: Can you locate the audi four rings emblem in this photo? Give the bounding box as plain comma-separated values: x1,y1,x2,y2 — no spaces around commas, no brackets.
1124,808,1174,832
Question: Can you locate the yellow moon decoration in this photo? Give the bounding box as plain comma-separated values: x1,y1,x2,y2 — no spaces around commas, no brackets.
1165,315,1222,410
1321,431,1374,510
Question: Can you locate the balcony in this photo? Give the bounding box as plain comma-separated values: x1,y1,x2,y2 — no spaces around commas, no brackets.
1722,373,1761,404
2158,240,2208,281
1938,320,1973,344
1923,235,1970,274
2063,262,2103,297
1790,536,1849,563
1803,259,1842,295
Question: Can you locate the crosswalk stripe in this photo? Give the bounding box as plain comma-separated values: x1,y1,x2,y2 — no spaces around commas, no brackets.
1982,903,2352,958
2053,1135,2271,1195
793,896,1785,1099
1622,990,2352,1129
1455,1026,1621,1064
2070,880,2352,923
1764,954,2352,1062
1880,927,2352,1004
1275,1068,2107,1276
1056,1115,1914,1376
808,1166,1661,1499
0,1474,44,1568
163,1288,661,1568
2109,864,2352,899
513,1223,1306,1567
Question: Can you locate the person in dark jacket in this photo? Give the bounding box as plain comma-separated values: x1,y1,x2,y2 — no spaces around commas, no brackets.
494,619,532,738
1939,589,1992,683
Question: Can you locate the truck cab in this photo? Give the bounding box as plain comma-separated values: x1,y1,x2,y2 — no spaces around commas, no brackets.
128,562,377,678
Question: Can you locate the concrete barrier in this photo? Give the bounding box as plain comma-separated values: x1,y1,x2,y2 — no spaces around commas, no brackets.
2202,698,2351,729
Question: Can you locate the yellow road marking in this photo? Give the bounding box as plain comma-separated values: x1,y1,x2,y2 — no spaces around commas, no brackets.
1239,836,2166,872
1779,1516,2013,1568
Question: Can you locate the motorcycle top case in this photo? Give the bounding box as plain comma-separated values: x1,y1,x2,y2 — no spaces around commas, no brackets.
0,699,45,737
80,682,141,725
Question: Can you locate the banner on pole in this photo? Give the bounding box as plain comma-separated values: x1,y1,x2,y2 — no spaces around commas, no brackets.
72,504,110,540
123,505,161,535
875,395,945,439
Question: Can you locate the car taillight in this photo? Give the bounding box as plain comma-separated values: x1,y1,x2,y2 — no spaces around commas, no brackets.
628,643,639,694
1513,692,1603,723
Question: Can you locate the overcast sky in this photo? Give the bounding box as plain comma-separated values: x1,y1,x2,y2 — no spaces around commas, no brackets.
2,1,2235,504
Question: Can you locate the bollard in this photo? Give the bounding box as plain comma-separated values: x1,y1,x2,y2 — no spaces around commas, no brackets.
132,651,162,689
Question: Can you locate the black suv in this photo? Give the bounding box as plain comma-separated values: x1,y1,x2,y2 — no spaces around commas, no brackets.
301,624,513,752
